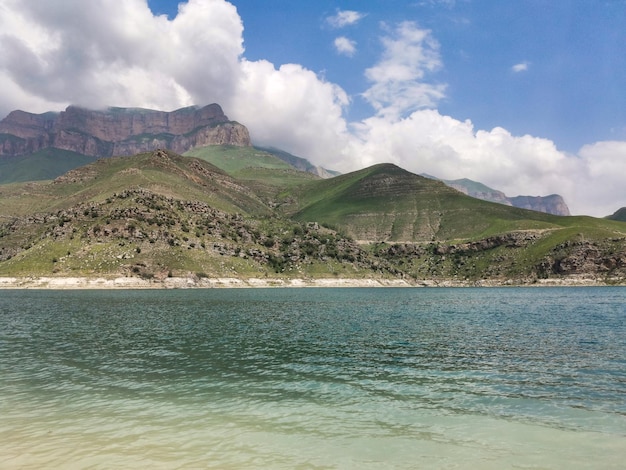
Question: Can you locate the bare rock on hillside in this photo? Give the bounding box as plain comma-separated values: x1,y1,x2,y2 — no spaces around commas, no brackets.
509,194,570,216
0,104,250,158
428,176,571,216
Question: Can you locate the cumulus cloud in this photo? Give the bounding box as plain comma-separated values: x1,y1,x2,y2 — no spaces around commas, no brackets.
230,59,351,165
511,62,530,72
347,110,626,216
0,0,243,113
349,110,576,198
574,141,626,216
326,10,366,28
362,22,446,119
334,37,357,57
0,0,624,216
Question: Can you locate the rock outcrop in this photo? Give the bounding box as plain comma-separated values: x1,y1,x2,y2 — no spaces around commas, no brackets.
443,178,512,206
431,176,571,216
0,104,250,158
508,194,570,216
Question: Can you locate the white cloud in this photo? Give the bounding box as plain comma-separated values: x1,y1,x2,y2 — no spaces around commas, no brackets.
0,0,243,113
230,60,351,165
511,62,530,72
362,22,446,119
418,0,458,7
347,110,626,216
334,37,357,57
574,141,626,216
326,10,365,28
0,0,624,216
349,110,576,197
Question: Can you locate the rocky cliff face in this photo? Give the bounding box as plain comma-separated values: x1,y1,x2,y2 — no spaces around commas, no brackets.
508,194,570,216
0,104,250,158
443,178,512,206
437,177,570,216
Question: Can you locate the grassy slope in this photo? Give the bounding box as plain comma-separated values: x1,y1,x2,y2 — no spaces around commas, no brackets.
0,150,270,218
2,153,626,282
285,163,578,241
0,148,97,184
0,151,369,279
183,145,321,201
606,207,626,221
184,145,294,174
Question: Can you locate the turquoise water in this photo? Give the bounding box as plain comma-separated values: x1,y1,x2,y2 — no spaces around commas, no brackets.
1,287,624,469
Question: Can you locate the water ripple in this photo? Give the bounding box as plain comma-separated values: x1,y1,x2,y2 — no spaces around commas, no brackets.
1,287,625,468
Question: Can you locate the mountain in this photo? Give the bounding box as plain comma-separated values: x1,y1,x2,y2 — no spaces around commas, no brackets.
0,148,97,184
0,149,363,280
0,103,250,159
278,163,626,282
286,163,562,242
508,194,570,216
0,105,340,184
254,146,340,178
606,207,626,221
1,150,625,284
434,177,511,205
424,175,571,216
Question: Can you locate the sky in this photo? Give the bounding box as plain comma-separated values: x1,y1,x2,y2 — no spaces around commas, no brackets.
0,0,625,216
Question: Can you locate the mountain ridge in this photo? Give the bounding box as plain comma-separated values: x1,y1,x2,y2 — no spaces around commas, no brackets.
1,150,625,284
423,175,571,216
0,104,250,159
0,104,573,217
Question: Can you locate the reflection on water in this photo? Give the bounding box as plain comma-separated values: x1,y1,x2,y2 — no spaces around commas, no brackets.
1,287,625,469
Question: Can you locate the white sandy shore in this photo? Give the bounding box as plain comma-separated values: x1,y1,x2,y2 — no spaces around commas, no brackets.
0,275,618,289
0,276,415,289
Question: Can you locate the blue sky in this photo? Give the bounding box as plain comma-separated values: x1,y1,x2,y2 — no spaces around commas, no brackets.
147,0,626,153
0,0,625,215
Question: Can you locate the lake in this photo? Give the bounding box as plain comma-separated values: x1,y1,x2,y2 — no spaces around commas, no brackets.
1,287,624,469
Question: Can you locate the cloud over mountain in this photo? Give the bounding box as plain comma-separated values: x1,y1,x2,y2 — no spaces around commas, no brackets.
0,0,624,216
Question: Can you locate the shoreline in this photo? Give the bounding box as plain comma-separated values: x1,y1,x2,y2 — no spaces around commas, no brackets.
0,275,621,289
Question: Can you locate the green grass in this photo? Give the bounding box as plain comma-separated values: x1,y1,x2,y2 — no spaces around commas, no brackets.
184,145,294,174
0,148,97,184
285,164,542,241
0,151,272,218
2,150,626,283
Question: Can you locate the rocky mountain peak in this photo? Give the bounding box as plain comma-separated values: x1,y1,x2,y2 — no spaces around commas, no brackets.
425,175,571,216
0,104,251,158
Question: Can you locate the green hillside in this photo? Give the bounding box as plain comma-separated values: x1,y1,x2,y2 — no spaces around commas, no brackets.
184,145,294,175
0,150,368,279
606,207,626,221
183,145,321,200
0,148,97,184
1,151,626,284
0,149,269,218
0,143,325,190
284,163,564,241
254,145,340,177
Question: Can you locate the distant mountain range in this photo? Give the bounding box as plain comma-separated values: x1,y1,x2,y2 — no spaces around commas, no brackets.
0,104,250,157
0,104,572,215
1,103,626,285
1,147,625,284
0,104,334,183
423,176,570,216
